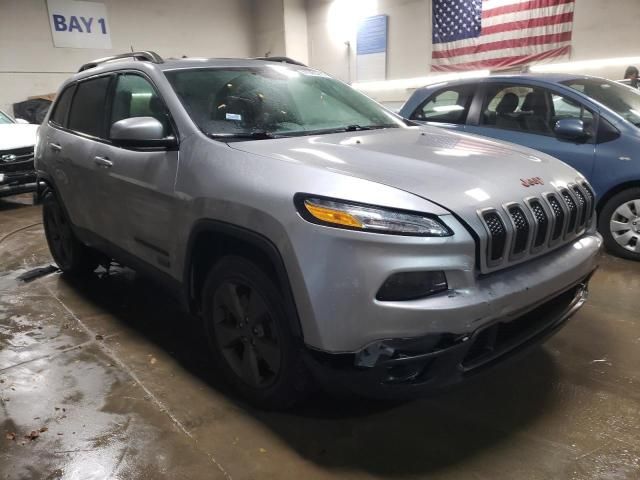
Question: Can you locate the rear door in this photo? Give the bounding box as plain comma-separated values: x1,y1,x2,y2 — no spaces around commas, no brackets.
47,75,113,232
465,82,596,178
92,72,180,273
405,84,475,132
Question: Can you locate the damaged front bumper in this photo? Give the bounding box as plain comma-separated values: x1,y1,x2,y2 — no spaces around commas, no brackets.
0,150,36,197
304,271,593,399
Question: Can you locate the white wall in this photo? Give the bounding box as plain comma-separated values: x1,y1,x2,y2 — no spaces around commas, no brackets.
306,0,640,101
283,0,309,64
252,0,287,58
571,0,640,80
0,0,254,114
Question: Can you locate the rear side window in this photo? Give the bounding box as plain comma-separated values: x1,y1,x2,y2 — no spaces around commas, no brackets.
411,86,474,124
68,76,111,137
50,86,75,127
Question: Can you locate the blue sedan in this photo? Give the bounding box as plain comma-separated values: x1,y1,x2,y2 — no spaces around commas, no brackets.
400,74,640,261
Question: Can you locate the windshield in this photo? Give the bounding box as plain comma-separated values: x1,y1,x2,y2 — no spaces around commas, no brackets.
0,110,14,124
165,65,404,138
563,78,640,127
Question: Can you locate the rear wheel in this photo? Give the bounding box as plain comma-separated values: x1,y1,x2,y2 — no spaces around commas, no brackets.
599,188,640,261
202,256,309,409
42,191,100,274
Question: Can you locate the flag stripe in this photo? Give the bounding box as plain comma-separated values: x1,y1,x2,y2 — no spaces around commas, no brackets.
432,22,572,52
432,41,570,65
482,0,530,10
483,0,574,18
482,5,574,28
482,11,573,35
431,31,571,59
432,45,570,71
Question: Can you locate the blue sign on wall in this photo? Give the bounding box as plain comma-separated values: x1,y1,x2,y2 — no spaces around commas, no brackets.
357,15,388,55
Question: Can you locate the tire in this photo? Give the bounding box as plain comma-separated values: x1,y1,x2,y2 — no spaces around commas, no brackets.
202,255,310,409
598,187,640,261
42,191,100,274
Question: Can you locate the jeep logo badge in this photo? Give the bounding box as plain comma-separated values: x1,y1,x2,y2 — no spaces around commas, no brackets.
521,177,544,187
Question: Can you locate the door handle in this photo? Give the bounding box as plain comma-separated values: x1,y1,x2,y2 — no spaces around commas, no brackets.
94,156,113,168
49,143,62,152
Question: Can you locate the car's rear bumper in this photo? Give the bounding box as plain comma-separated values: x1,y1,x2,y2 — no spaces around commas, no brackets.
304,270,593,399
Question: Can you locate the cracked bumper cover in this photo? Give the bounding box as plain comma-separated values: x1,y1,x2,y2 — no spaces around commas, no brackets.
304,270,594,399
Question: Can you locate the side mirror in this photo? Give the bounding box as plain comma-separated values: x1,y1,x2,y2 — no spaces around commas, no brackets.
110,117,177,148
554,118,590,141
15,118,29,124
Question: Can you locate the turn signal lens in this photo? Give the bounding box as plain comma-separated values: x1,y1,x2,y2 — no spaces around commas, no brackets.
298,196,452,237
304,202,363,228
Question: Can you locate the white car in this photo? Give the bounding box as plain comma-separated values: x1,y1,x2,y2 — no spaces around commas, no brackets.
0,109,39,199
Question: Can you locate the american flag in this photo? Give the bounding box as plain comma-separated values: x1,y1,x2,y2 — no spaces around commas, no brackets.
431,0,575,72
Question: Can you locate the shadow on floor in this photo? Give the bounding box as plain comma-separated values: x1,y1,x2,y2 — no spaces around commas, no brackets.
57,266,560,477
0,194,35,211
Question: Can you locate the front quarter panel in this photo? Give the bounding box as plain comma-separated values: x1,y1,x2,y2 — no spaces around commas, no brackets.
173,134,459,350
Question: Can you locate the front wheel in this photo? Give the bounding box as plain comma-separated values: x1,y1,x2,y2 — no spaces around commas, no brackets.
202,256,310,409
42,191,100,274
598,187,640,261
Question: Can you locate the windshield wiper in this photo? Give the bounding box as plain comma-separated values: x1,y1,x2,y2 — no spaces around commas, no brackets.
206,131,282,140
294,124,399,136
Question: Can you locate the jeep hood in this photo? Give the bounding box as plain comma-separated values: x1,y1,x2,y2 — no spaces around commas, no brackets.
230,126,583,215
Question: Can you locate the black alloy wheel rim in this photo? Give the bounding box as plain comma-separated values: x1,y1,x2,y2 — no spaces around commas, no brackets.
212,280,282,388
45,202,73,266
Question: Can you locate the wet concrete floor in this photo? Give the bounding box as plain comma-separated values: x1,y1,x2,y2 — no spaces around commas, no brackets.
1,194,639,479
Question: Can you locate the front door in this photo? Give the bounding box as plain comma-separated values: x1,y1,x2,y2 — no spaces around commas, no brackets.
406,84,475,133
465,83,596,179
93,72,180,274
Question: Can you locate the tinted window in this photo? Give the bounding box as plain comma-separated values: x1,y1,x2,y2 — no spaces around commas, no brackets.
111,74,172,136
50,85,75,127
0,110,13,124
411,87,473,124
482,84,594,140
68,76,111,137
597,117,620,144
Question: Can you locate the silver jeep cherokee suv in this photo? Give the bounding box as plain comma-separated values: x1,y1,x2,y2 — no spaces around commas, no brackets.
36,52,601,408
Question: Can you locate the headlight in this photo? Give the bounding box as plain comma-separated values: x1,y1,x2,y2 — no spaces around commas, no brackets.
295,195,453,236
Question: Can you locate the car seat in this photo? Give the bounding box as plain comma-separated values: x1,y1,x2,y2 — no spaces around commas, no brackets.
495,92,521,130
522,91,551,134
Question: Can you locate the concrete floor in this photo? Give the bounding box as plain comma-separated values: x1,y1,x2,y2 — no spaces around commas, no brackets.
1,195,639,480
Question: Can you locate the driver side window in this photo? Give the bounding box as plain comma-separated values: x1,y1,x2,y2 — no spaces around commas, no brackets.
411,86,473,124
111,74,172,137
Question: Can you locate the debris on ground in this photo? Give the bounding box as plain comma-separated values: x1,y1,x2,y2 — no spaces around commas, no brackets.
95,334,104,341
25,430,40,441
5,432,16,441
16,265,59,283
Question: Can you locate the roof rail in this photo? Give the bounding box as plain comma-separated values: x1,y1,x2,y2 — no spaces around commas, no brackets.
78,51,164,72
253,56,306,67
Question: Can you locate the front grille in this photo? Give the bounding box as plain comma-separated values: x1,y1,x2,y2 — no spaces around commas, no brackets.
482,211,507,261
478,182,594,272
561,189,578,233
529,200,548,248
508,205,529,255
580,182,595,225
0,146,35,173
547,194,565,241
571,185,588,230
